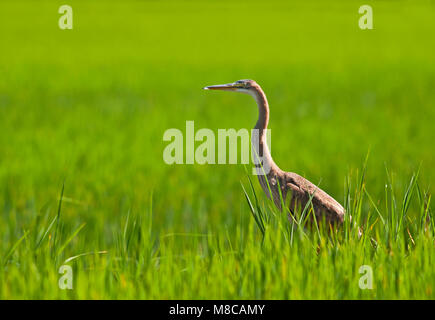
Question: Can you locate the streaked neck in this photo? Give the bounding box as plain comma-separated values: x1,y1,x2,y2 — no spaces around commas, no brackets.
251,86,269,131
249,85,278,174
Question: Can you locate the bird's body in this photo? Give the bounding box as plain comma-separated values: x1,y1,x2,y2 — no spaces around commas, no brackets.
204,79,345,225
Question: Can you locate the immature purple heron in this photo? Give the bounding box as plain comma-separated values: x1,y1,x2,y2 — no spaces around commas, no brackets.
204,79,345,225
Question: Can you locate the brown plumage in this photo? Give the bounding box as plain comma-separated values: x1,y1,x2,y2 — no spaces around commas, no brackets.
204,79,345,225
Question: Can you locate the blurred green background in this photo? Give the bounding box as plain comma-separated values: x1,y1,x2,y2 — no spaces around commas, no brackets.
0,0,434,298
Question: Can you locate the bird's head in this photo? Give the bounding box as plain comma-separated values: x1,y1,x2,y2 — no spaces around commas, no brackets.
203,79,258,94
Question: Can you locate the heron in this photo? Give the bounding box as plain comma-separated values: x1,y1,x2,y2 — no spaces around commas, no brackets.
203,79,345,225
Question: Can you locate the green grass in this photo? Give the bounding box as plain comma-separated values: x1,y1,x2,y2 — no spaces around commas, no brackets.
0,0,434,299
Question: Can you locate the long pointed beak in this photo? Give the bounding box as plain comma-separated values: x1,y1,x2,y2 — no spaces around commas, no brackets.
203,83,237,91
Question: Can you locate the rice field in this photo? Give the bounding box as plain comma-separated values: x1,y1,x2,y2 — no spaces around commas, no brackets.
0,0,434,299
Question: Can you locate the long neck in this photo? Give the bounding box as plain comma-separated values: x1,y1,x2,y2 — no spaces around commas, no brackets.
250,85,278,174
251,85,269,132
